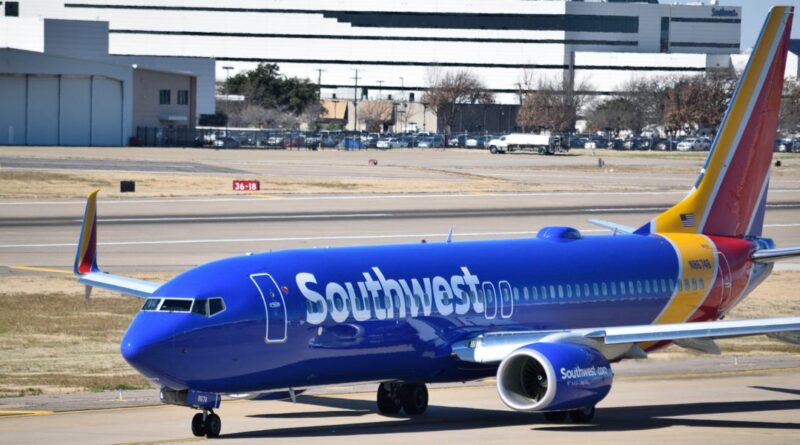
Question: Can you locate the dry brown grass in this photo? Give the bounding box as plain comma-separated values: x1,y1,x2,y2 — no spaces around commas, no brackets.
0,273,170,397
0,169,644,199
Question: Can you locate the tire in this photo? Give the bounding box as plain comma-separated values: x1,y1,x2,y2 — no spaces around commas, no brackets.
377,382,402,414
490,146,498,154
400,384,428,415
543,411,568,423
191,413,206,437
568,406,595,423
538,147,546,156
205,413,221,438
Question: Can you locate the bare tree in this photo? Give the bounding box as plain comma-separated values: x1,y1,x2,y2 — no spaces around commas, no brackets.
224,103,301,129
422,69,494,134
585,97,643,134
781,78,800,134
516,78,592,132
663,74,736,134
358,101,394,132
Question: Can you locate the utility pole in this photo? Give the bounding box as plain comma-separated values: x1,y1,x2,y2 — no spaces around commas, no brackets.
399,76,406,132
316,69,325,100
376,80,384,100
222,66,234,137
351,69,360,132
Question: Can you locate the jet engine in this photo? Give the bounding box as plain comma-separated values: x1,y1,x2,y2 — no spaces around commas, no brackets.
496,342,613,412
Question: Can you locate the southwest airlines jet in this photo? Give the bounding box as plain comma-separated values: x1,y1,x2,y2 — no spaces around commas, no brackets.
73,7,800,438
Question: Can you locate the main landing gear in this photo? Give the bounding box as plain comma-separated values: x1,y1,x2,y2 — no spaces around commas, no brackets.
191,409,222,438
377,382,429,415
542,405,596,424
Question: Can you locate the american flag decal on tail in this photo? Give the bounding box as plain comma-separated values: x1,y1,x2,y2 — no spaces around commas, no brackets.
680,213,696,228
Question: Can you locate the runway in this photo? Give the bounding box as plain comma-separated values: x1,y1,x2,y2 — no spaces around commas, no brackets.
4,190,800,273
1,359,799,445
1,148,800,443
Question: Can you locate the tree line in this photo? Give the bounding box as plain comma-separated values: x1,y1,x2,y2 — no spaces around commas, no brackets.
206,62,800,136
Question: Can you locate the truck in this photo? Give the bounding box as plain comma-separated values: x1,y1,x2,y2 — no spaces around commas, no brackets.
487,133,565,155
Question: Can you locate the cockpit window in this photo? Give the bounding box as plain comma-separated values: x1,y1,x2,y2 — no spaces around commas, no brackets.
142,298,161,311
209,298,225,316
159,299,193,312
188,297,225,317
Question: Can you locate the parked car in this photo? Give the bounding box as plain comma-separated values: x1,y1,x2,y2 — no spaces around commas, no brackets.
654,138,679,151
677,137,711,151
376,137,401,149
338,137,364,149
212,137,240,148
417,135,444,148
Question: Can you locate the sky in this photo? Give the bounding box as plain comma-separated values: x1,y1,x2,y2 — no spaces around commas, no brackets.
672,0,800,51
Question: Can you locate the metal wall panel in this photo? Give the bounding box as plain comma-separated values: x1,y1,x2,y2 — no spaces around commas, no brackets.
0,75,27,145
91,77,122,146
27,76,59,145
59,76,91,146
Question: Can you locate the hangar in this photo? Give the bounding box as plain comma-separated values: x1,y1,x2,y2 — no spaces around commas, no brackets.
0,17,212,146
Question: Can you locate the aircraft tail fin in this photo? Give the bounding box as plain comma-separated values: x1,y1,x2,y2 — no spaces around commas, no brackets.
73,190,161,298
638,6,793,238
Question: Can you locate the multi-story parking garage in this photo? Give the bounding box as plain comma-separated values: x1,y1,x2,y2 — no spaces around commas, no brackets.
12,0,743,107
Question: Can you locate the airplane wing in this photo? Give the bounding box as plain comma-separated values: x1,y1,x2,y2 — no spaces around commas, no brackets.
587,219,636,235
452,317,800,363
74,190,162,299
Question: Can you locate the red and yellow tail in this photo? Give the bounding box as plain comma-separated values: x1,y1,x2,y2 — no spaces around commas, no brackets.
74,190,99,275
640,6,793,238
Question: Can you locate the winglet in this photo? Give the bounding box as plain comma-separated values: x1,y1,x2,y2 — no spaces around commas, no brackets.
74,190,100,276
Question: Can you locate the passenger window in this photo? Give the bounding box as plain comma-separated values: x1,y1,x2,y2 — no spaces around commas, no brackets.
601,282,608,296
660,279,667,292
208,297,225,316
593,283,599,297
512,288,519,302
556,285,563,298
628,281,635,294
652,280,659,293
160,299,192,312
636,281,643,293
611,282,617,296
699,278,705,290
619,281,626,295
540,286,547,299
584,284,590,297
575,284,582,298
531,287,538,300
644,280,651,293
692,278,698,290
566,285,573,299
142,298,161,311
549,285,556,299
523,287,530,301
684,278,691,291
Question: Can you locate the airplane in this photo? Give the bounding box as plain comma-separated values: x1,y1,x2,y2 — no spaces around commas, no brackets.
72,6,800,439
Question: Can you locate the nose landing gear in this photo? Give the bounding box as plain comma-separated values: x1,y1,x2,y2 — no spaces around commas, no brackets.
376,382,429,415
191,409,221,438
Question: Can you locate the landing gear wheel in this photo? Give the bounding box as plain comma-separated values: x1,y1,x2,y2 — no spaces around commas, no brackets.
543,411,568,423
400,383,428,415
376,382,402,415
191,413,206,437
568,406,595,423
205,413,222,438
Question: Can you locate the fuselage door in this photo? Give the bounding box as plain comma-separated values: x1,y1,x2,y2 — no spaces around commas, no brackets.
250,273,288,343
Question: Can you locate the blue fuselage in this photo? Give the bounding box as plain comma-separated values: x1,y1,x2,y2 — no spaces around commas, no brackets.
120,230,756,393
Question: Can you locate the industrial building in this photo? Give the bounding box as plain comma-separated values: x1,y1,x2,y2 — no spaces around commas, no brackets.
0,15,212,146
11,0,747,104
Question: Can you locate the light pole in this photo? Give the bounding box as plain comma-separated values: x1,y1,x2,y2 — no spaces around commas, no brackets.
399,76,406,132
377,80,384,100
316,68,326,100
222,65,234,137
332,99,339,130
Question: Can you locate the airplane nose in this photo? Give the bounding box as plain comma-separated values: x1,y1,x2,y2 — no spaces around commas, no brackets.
121,314,175,380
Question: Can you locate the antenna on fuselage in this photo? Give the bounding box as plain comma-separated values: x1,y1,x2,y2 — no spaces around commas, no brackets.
446,227,454,243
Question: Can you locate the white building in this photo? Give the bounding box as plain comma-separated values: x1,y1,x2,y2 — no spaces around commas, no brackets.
9,0,742,105
1,16,213,145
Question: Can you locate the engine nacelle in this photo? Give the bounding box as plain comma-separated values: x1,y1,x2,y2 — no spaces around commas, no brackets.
496,342,613,412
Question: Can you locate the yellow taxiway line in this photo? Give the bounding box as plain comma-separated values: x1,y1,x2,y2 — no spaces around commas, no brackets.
8,265,72,275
